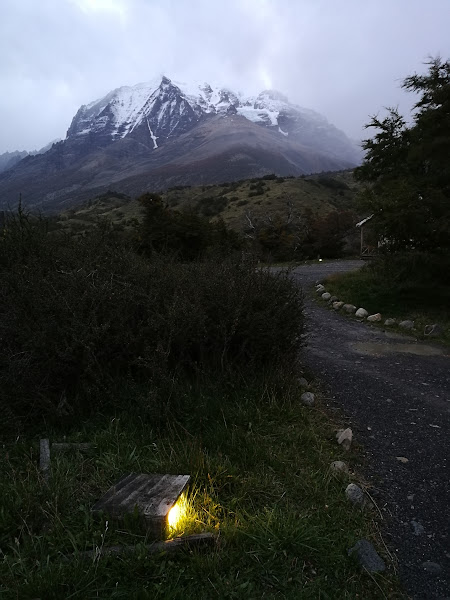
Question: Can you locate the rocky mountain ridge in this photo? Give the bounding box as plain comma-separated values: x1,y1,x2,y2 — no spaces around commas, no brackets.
0,77,362,212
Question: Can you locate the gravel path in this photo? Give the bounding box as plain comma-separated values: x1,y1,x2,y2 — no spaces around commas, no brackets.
290,260,450,600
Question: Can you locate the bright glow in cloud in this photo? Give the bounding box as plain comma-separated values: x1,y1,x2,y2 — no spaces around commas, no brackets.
70,0,128,19
259,66,273,90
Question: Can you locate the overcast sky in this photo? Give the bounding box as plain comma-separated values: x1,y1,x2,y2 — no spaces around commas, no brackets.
1,0,449,154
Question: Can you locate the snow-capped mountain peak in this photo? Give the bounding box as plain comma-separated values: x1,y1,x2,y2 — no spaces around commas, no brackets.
0,75,362,212
67,76,354,160
67,76,336,148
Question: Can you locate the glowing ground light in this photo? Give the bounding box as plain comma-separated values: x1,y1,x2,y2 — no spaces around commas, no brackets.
167,495,185,529
92,474,191,539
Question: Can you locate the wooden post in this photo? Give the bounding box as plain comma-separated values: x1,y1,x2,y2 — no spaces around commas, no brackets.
40,438,51,482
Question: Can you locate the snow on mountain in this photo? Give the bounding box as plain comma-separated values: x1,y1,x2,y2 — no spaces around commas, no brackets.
0,76,362,213
65,76,358,163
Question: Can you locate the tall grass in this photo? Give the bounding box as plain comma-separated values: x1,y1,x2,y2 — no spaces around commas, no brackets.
0,375,403,599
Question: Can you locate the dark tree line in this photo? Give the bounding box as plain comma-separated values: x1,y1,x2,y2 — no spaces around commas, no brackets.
355,56,450,252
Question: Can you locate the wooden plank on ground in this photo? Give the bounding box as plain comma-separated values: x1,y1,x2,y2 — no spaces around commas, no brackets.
52,443,96,453
92,473,190,537
67,533,216,561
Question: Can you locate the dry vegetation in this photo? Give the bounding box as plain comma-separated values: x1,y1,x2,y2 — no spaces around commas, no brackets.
57,171,360,237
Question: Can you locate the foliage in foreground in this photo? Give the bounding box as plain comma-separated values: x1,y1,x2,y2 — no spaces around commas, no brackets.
0,211,304,428
0,375,403,599
355,56,450,252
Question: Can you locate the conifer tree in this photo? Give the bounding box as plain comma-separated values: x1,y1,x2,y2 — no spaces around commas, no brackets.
355,57,450,251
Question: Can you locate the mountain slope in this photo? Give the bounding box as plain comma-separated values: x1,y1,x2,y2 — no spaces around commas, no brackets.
0,77,362,212
0,151,28,174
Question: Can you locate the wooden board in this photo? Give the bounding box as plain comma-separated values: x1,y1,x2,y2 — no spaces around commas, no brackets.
67,533,216,561
92,473,190,537
52,443,96,453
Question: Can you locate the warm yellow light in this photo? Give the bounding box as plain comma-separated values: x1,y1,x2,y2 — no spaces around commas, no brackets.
167,496,185,530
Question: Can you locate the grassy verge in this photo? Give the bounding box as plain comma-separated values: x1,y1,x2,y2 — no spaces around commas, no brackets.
323,257,450,345
0,214,404,598
0,375,404,599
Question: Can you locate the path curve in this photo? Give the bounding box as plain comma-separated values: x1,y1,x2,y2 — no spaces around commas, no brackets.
290,260,450,600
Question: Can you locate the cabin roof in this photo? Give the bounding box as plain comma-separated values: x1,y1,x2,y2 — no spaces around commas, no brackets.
356,214,374,228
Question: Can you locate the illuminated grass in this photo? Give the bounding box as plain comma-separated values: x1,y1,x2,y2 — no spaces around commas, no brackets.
0,375,405,599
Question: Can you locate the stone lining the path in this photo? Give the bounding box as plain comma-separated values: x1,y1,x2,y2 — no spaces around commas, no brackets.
314,282,445,339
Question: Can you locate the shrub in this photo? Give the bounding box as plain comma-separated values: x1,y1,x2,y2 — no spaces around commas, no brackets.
317,177,350,191
370,250,450,288
0,212,304,427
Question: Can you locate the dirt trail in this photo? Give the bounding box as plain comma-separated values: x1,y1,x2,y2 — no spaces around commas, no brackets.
290,260,450,600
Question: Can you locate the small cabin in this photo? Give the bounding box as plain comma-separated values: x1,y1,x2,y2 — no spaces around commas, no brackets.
355,214,378,259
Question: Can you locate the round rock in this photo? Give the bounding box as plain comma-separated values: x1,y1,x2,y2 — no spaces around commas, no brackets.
367,313,382,322
333,301,344,310
321,292,331,301
355,308,368,318
399,319,414,329
301,392,315,406
331,460,348,473
345,483,365,505
384,318,396,326
343,304,357,314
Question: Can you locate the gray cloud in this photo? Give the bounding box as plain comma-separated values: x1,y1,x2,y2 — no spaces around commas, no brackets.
1,0,449,153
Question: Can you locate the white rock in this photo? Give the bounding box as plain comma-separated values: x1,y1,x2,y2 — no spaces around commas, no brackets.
384,318,396,326
321,292,331,301
345,483,365,505
332,301,344,310
343,304,357,314
331,460,348,473
355,308,368,318
399,319,414,330
316,285,326,294
367,313,382,322
336,428,353,450
301,392,315,406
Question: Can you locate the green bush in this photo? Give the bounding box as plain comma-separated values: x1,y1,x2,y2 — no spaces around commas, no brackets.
370,251,450,287
0,213,304,428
